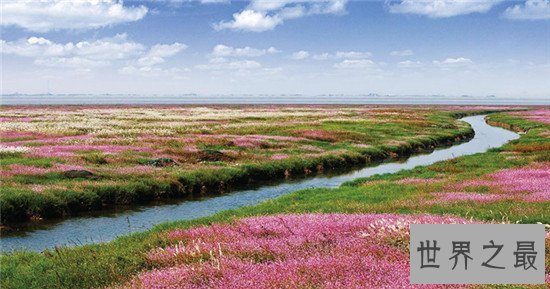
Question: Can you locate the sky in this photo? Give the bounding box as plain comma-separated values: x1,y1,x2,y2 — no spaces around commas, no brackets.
1,0,549,98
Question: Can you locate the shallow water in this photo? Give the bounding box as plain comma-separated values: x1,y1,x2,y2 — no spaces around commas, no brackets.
2,94,549,105
0,115,519,252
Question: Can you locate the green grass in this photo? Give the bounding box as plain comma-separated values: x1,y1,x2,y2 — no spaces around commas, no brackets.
0,109,482,223
1,110,547,289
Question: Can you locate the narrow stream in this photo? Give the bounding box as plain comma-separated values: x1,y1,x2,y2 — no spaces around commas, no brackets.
0,115,519,252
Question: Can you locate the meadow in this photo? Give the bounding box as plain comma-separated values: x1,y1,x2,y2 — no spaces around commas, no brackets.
0,105,492,224
0,107,548,289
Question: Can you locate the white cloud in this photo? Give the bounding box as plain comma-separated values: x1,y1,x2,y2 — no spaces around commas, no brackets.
1,0,148,32
267,47,280,54
214,9,283,32
311,51,371,60
248,0,346,13
390,49,414,56
335,51,372,59
214,0,348,32
118,65,184,77
291,50,310,60
121,42,186,76
433,57,473,67
137,43,187,66
200,0,230,4
503,0,550,20
1,34,145,68
34,57,110,69
334,59,374,69
196,58,262,70
212,44,279,57
398,60,422,68
1,34,186,74
312,53,330,60
388,0,501,18
154,0,230,6
442,57,472,64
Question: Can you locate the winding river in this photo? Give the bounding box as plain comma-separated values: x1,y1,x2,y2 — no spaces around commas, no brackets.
0,115,519,252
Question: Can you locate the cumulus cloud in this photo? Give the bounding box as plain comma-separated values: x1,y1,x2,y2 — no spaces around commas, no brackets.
433,57,473,67
1,34,186,73
0,34,145,68
334,59,374,69
136,43,187,66
334,51,372,59
387,0,501,18
196,43,278,71
200,0,231,4
120,42,186,75
309,50,374,68
195,58,262,70
214,10,283,32
310,51,371,60
214,0,347,32
397,60,422,68
212,44,279,57
1,0,148,32
390,49,414,56
312,53,330,60
503,0,550,20
291,50,310,60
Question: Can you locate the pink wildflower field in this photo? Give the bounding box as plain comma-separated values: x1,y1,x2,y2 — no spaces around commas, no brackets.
510,109,550,125
0,105,488,215
121,214,481,289
441,163,550,203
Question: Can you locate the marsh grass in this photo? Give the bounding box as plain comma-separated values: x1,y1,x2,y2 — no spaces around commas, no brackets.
1,109,548,289
0,107,481,223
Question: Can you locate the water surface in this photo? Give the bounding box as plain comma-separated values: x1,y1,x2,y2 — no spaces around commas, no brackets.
2,94,548,105
0,115,519,252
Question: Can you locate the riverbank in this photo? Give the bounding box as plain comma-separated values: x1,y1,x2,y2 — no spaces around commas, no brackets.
1,109,547,288
1,106,500,224
1,114,518,252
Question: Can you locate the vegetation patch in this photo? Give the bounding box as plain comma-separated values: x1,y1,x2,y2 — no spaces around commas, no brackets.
1,107,548,289
0,105,495,223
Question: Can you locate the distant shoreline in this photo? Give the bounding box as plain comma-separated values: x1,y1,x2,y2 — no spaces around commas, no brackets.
1,95,549,105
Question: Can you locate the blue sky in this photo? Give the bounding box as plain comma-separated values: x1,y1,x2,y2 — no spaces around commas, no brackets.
1,0,549,98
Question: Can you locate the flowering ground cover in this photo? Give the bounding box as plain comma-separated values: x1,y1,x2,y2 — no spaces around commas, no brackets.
1,108,548,289
114,109,549,289
1,105,495,223
120,214,476,289
316,110,550,224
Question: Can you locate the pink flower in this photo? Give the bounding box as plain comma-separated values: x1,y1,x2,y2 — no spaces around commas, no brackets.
450,163,549,203
489,164,549,195
429,192,510,203
1,164,52,177
28,144,156,158
52,164,89,171
231,137,264,148
0,131,37,139
0,163,91,177
396,178,441,185
297,130,336,142
510,109,550,124
122,214,477,289
270,154,288,160
440,106,520,112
